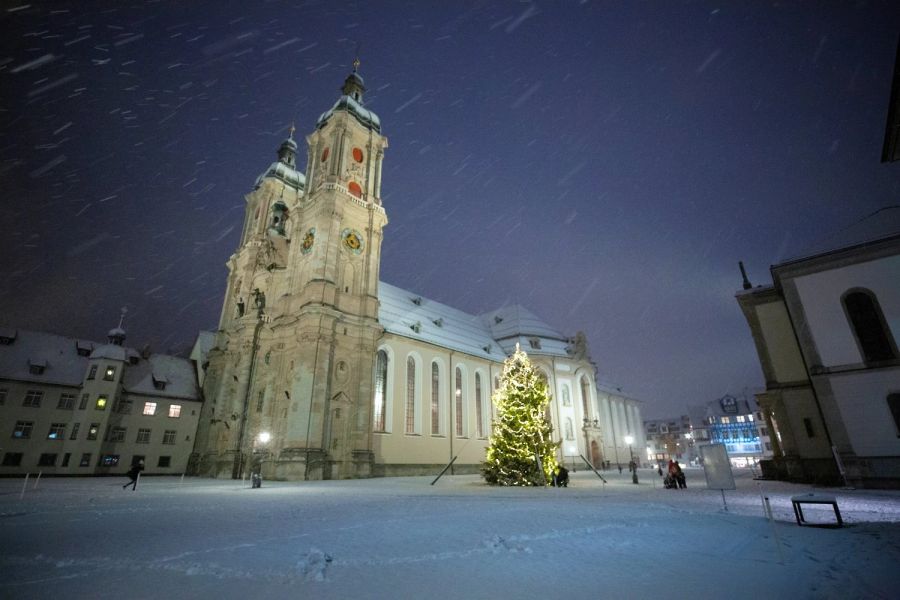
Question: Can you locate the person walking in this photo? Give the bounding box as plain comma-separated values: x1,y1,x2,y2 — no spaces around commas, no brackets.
123,460,144,491
674,461,686,489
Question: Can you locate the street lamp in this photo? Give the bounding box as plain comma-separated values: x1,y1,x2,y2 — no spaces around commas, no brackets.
624,435,638,485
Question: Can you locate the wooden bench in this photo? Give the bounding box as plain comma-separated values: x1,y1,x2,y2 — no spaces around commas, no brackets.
790,493,843,528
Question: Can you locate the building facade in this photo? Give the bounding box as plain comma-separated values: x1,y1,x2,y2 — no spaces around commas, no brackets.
644,415,696,467
193,65,643,481
688,394,772,468
0,327,201,476
737,208,900,487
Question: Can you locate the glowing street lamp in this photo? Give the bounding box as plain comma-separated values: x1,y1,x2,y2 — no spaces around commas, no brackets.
258,431,271,444
624,435,638,485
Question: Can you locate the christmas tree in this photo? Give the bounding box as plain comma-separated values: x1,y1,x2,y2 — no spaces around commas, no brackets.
482,345,559,486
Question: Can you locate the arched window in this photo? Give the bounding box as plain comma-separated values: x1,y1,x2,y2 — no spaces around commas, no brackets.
475,372,484,438
431,362,441,435
406,356,416,434
843,290,897,363
562,385,571,407
565,417,574,440
373,350,388,432
580,376,591,419
455,366,465,437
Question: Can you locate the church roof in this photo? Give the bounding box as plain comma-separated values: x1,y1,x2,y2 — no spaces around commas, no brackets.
121,353,199,400
780,206,900,266
316,94,382,133
377,283,576,361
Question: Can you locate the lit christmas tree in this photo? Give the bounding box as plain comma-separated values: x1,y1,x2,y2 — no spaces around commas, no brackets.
482,345,559,486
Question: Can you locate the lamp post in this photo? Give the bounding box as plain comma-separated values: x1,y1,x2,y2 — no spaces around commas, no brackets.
624,435,638,485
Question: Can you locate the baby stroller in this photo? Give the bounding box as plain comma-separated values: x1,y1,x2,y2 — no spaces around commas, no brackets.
663,474,678,489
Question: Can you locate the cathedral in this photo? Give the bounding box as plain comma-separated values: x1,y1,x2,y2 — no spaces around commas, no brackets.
193,64,645,481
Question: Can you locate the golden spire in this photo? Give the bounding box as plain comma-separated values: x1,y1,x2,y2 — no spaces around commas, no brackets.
289,122,295,139
352,56,360,72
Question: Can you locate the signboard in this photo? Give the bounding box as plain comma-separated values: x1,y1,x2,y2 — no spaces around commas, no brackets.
701,444,735,490
719,395,738,414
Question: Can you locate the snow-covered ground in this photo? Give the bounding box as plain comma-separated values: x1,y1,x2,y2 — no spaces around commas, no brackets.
2,467,900,599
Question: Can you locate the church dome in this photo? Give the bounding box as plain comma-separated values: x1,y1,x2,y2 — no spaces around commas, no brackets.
316,95,381,133
255,160,306,191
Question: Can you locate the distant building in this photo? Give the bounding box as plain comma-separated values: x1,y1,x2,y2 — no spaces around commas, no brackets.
688,394,772,468
737,208,900,488
644,415,696,466
0,326,201,476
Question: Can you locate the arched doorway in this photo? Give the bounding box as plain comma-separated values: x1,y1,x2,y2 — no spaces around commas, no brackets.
591,440,602,468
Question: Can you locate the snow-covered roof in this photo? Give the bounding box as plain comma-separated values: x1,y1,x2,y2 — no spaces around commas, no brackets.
480,304,568,342
377,282,505,361
90,343,126,361
255,160,306,191
316,95,382,133
781,206,900,266
190,330,217,365
0,329,91,386
122,353,199,401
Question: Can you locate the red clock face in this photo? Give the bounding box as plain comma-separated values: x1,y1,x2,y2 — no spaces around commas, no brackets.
321,147,330,162
352,147,363,163
348,181,362,198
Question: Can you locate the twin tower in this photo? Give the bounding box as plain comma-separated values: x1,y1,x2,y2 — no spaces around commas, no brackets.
194,65,389,480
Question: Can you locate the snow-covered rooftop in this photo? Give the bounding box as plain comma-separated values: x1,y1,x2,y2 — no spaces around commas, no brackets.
122,353,200,400
316,94,382,133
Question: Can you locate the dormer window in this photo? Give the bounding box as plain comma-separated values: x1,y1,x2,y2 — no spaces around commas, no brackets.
28,359,47,375
75,341,93,357
411,297,422,306
0,328,17,345
494,316,503,324
410,322,422,334
152,374,169,391
432,318,443,328
528,338,542,350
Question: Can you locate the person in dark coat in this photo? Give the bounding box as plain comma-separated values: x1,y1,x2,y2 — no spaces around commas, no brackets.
123,460,144,491
551,465,569,488
674,461,686,489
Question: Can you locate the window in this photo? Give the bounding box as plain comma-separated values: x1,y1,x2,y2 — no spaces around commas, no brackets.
803,417,815,438
843,290,897,363
565,418,574,440
57,393,75,410
760,427,768,436
70,423,80,440
87,423,99,440
2,453,23,466
87,365,97,380
562,385,571,407
47,423,66,440
580,377,591,419
79,453,91,467
721,416,731,424
162,430,176,445
256,392,264,413
475,372,484,438
103,365,116,381
528,337,541,350
765,442,772,451
405,357,416,434
79,393,89,410
115,399,132,414
373,350,387,432
158,456,171,468
95,396,107,410
61,453,71,467
748,414,755,422
136,428,151,444
22,390,43,408
455,367,464,437
29,361,46,375
38,453,57,467
109,427,126,442
12,421,33,439
0,388,6,405
168,404,182,418
431,362,441,435
153,377,167,391
143,402,157,416
99,455,119,467
887,393,900,437
736,415,746,423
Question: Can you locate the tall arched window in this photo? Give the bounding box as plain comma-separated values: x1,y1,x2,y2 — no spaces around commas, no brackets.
406,356,417,434
843,289,897,363
475,372,484,438
431,362,441,435
373,350,388,432
455,367,465,436
580,376,591,419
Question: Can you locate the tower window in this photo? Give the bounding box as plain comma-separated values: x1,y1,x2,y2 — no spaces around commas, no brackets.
843,290,897,363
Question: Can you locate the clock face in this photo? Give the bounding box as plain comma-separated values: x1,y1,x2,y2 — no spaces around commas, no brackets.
341,228,364,254
321,147,330,162
347,181,362,198
300,228,315,254
352,147,364,163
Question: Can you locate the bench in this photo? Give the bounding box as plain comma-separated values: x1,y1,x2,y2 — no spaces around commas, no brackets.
790,493,843,528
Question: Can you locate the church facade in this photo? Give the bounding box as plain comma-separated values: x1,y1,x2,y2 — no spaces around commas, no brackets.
193,66,644,481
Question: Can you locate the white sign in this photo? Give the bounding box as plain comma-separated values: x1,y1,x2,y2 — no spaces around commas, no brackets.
701,444,736,490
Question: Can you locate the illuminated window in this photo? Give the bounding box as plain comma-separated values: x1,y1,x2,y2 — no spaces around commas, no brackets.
22,390,43,408
136,428,151,444
87,423,99,440
143,402,157,416
373,350,387,432
475,372,484,438
100,455,119,467
103,366,116,381
162,430,176,445
57,393,75,410
95,396,107,410
736,415,745,423
168,404,182,418
455,367,464,437
721,416,730,424
405,356,416,434
431,361,440,435
47,423,66,440
12,421,34,439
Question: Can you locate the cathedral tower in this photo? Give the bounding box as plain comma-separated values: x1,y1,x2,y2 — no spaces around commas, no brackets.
195,62,388,480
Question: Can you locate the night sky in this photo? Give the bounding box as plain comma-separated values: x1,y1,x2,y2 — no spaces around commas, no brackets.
3,1,899,419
